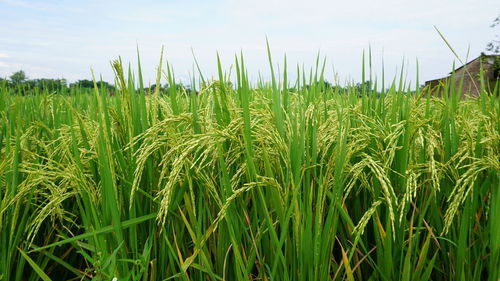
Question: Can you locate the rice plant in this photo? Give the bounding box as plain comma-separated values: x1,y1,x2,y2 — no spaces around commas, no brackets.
0,48,499,281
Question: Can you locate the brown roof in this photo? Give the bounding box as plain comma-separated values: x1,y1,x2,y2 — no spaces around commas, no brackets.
450,54,498,74
425,54,499,84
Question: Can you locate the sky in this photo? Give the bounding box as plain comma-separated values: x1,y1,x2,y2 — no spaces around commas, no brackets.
0,0,499,88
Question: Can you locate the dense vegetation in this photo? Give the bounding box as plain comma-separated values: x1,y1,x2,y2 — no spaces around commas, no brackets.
0,70,185,97
0,52,499,281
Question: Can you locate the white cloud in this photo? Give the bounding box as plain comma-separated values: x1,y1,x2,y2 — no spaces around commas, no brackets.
0,52,8,58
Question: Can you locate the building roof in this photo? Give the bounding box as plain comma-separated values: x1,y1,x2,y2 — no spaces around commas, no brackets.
425,54,499,84
450,54,498,74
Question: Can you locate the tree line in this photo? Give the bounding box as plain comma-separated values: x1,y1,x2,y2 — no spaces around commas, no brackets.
1,70,197,96
0,70,114,94
2,70,382,97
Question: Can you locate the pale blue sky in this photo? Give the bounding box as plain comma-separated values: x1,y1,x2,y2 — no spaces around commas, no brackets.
0,0,498,87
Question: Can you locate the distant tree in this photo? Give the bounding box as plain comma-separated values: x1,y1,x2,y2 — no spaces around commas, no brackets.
145,83,188,95
28,78,68,92
146,83,162,92
486,14,500,54
70,79,95,89
10,70,27,84
69,79,113,90
354,81,372,94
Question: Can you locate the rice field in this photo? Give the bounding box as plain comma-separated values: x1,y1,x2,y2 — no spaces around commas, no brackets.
0,51,499,281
